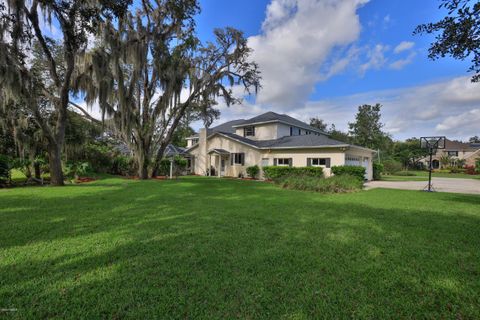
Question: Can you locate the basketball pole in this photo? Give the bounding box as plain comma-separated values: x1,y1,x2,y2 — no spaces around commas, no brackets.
427,150,433,192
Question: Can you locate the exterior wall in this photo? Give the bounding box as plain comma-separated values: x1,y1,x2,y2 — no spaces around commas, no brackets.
277,123,291,138
190,135,263,177
235,123,279,141
263,148,346,177
189,134,375,180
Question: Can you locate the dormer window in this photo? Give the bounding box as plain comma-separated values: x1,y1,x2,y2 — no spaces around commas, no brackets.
244,126,255,137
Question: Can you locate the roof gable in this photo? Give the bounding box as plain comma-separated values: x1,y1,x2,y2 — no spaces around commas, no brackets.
232,111,327,134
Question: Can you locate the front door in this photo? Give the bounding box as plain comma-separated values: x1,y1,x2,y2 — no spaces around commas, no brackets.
220,158,226,176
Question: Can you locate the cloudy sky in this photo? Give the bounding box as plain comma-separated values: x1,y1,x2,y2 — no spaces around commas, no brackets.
194,0,480,141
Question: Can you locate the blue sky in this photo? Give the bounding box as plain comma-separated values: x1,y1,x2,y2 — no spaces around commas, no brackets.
192,0,479,141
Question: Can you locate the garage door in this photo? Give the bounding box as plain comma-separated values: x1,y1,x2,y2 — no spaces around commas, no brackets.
345,155,361,166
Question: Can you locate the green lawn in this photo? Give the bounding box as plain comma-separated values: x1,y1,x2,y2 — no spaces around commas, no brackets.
1,177,480,319
382,170,480,181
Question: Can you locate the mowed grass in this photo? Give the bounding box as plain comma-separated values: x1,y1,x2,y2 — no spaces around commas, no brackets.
1,177,479,319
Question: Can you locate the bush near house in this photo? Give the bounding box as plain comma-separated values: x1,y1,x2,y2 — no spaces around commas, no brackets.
331,165,366,181
278,174,363,193
246,165,260,179
476,158,480,173
262,166,323,180
382,159,403,174
372,162,383,180
158,156,188,177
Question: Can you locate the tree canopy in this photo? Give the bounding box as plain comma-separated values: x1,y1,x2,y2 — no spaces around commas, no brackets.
415,0,480,82
74,0,260,178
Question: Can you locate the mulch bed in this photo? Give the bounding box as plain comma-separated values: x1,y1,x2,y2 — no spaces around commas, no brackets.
75,177,97,183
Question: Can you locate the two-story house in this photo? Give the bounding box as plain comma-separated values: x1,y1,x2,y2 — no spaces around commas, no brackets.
185,112,375,180
420,139,480,169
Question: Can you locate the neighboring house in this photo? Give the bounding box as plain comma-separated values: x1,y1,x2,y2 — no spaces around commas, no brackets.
185,111,376,180
419,139,480,169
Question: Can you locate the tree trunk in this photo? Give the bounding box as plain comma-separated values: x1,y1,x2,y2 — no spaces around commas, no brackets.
137,153,149,180
48,144,64,186
34,161,41,180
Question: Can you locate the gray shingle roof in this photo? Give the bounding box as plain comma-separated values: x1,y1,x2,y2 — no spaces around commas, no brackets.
208,119,245,135
164,144,187,157
190,119,245,137
219,132,348,149
233,111,326,134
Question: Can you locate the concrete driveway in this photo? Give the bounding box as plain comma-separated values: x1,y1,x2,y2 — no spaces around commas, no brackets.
365,178,480,195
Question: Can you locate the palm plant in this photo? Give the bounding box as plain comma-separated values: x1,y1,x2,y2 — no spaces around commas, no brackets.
439,154,452,169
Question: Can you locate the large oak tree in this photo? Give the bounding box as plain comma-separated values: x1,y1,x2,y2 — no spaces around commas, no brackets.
75,0,260,179
0,0,130,185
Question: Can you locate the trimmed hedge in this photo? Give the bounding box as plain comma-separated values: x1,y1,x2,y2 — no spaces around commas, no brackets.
262,166,323,180
331,165,366,181
278,174,363,193
246,165,260,179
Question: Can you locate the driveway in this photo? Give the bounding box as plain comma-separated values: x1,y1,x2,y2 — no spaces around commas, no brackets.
365,178,480,195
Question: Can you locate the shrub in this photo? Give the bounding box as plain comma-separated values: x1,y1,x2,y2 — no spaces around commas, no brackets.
158,156,188,177
393,171,417,176
476,158,480,173
246,165,260,179
173,156,187,176
382,159,403,174
372,162,383,180
84,143,114,173
112,155,135,176
465,165,477,175
0,155,11,184
278,175,363,193
449,167,466,174
262,166,323,180
64,161,91,179
331,165,365,181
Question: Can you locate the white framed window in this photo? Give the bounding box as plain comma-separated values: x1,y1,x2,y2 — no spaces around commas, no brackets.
244,126,255,137
276,158,291,166
231,153,244,165
308,158,330,168
312,158,326,166
447,151,458,157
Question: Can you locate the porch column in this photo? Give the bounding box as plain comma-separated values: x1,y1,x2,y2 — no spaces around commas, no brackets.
217,155,221,178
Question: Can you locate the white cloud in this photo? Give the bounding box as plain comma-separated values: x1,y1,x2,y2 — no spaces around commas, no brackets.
200,76,480,142
248,0,369,109
359,44,388,75
394,41,415,54
389,51,417,70
436,109,480,136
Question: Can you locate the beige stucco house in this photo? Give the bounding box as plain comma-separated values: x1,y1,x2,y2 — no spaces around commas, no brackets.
419,139,480,169
185,112,375,180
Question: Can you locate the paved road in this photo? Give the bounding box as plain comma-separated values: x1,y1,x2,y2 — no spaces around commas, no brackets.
365,178,480,195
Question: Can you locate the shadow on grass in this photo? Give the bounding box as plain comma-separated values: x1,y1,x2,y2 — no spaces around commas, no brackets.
1,177,479,318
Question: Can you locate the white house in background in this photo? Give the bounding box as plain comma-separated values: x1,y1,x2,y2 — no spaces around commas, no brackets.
185,111,376,180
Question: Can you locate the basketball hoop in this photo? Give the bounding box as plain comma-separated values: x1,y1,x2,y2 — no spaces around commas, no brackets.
420,136,446,192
